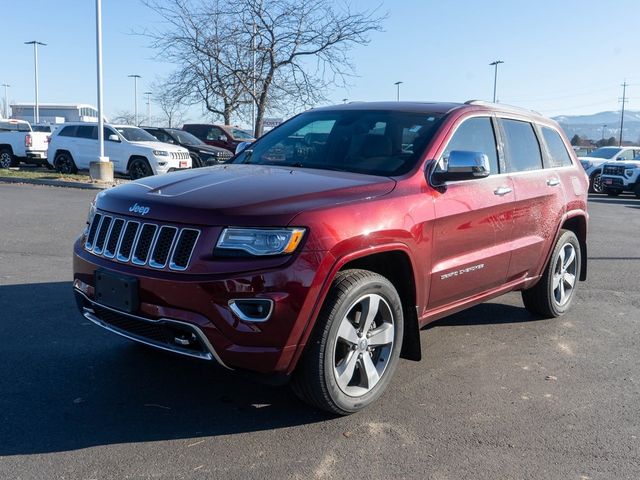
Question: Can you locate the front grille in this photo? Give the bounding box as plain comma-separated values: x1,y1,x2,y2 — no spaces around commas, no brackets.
171,151,190,160
603,165,625,176
85,213,200,271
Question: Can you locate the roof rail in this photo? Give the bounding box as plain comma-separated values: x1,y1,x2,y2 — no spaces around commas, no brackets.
464,100,541,116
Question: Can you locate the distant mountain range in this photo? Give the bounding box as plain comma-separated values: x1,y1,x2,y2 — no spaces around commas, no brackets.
553,110,640,142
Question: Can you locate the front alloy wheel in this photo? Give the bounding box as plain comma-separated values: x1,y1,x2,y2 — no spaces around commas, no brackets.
591,173,604,193
292,269,403,415
129,158,153,179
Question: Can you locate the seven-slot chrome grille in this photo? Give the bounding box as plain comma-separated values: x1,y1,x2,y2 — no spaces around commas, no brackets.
171,151,190,160
85,212,200,271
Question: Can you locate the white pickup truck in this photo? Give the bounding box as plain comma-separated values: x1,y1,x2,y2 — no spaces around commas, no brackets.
0,119,50,168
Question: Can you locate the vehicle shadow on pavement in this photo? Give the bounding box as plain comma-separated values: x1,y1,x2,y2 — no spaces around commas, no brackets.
588,195,638,206
0,282,332,456
425,301,542,329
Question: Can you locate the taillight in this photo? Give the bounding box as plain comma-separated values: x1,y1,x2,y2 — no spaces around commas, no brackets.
25,134,32,147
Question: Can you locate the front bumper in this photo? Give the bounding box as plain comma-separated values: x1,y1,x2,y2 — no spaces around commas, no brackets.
73,239,330,374
600,175,626,191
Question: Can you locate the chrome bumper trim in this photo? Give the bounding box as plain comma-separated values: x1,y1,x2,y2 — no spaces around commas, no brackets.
75,289,232,369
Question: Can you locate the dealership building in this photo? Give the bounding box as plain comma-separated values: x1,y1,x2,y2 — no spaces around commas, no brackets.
10,103,100,124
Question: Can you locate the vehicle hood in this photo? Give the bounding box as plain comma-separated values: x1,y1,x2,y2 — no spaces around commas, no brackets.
603,160,640,168
95,164,396,226
130,140,188,153
189,144,229,154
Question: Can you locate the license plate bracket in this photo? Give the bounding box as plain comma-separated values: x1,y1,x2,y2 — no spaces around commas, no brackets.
94,270,139,313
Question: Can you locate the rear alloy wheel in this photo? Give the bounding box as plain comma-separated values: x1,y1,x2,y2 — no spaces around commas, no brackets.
292,269,403,415
129,158,153,179
0,148,16,168
590,172,604,193
522,229,581,318
54,152,77,174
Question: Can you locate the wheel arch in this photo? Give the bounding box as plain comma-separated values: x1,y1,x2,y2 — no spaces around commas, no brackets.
127,155,150,171
0,144,14,154
338,250,422,362
561,214,588,281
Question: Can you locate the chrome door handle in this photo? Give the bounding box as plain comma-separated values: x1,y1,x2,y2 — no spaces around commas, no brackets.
494,187,513,196
547,178,560,187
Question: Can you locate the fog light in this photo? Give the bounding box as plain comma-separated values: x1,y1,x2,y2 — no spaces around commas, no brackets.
228,299,274,322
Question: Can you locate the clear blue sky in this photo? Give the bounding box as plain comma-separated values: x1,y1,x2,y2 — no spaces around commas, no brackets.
2,0,639,125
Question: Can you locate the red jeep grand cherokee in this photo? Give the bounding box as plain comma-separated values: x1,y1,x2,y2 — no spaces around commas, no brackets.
73,101,588,414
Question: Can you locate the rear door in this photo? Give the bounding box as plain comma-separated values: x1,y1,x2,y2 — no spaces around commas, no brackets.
498,118,566,280
428,116,515,309
72,125,96,169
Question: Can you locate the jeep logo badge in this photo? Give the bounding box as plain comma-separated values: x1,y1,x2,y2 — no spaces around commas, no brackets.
129,203,150,216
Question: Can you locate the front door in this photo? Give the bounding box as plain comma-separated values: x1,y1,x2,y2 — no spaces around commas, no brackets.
428,116,515,309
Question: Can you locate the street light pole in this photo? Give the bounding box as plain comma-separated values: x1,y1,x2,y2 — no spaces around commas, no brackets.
128,74,141,125
143,91,152,125
489,60,504,103
601,124,607,141
394,81,403,101
25,41,46,124
1,84,9,118
90,0,113,182
251,22,257,136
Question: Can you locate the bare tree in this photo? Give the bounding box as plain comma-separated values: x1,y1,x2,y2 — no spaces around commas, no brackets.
153,80,189,127
111,111,137,125
141,0,384,136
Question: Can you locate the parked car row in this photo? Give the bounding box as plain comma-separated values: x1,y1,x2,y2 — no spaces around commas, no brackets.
0,118,254,180
576,145,640,198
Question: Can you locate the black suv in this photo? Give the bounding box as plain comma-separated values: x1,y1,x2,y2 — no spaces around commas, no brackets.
143,127,233,167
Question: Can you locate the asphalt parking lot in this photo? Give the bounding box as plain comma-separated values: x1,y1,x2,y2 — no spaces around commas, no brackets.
0,183,639,480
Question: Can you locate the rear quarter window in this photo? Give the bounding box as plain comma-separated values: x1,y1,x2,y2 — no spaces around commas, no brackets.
541,127,573,168
58,126,78,137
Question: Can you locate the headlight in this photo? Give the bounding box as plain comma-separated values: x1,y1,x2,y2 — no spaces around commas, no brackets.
625,169,634,177
216,227,306,256
580,160,592,170
83,199,97,236
153,150,169,156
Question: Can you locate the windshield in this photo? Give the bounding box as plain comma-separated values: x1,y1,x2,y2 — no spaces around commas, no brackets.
587,147,622,159
232,128,254,140
116,127,158,142
232,110,444,176
170,129,205,145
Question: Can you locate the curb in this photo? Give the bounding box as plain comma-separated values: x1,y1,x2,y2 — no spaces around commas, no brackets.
0,176,116,190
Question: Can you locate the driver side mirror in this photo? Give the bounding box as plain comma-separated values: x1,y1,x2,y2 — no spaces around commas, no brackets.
235,141,252,155
432,150,490,184
108,134,120,142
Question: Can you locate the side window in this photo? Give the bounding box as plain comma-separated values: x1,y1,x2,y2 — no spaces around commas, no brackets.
440,117,499,174
206,127,223,140
619,149,635,160
76,126,96,139
501,119,543,172
59,126,78,137
541,127,572,168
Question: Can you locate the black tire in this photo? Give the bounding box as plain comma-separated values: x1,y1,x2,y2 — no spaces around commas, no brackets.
129,158,153,179
589,172,603,193
291,269,404,415
0,147,16,168
190,153,204,168
54,151,77,174
522,230,581,318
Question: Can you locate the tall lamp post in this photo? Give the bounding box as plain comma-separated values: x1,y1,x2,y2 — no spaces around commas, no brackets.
90,0,113,182
128,74,141,125
1,84,9,118
394,81,403,101
489,60,504,103
601,124,607,141
25,41,46,123
143,91,152,125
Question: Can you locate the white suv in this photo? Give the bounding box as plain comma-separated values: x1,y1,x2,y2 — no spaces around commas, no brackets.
578,146,640,193
47,123,191,179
